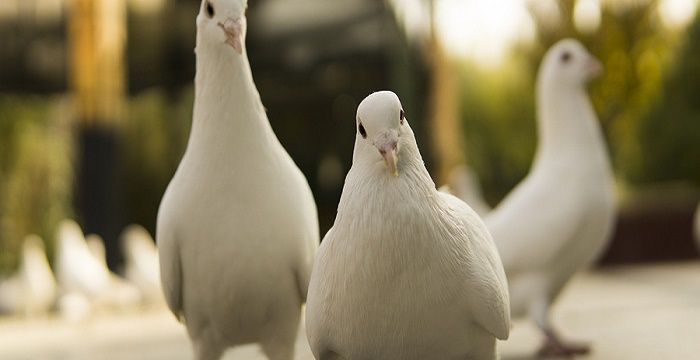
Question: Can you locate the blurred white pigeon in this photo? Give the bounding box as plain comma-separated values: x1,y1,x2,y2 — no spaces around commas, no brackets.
120,224,164,305
86,233,108,266
484,39,615,357
55,220,140,315
440,164,491,216
85,233,142,311
57,292,92,323
0,235,56,317
306,91,510,360
55,220,111,300
157,1,318,359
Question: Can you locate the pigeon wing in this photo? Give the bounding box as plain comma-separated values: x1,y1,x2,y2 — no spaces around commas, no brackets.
157,231,183,321
440,192,511,340
484,174,587,273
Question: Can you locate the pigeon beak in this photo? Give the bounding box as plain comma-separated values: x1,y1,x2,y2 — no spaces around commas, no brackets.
378,142,399,177
586,56,603,78
218,18,243,54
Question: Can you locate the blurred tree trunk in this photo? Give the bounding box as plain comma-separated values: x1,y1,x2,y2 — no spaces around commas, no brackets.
426,0,464,184
68,0,126,269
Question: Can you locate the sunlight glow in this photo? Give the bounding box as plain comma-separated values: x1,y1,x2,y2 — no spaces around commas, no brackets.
0,1,17,21
574,0,602,34
659,0,699,28
128,0,166,15
435,0,534,67
527,0,563,30
389,0,431,40
35,0,63,21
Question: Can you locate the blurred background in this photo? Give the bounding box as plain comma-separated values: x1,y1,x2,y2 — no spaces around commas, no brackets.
0,0,699,359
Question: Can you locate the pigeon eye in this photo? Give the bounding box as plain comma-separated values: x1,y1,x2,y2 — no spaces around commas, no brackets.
400,109,405,125
205,1,215,18
561,51,571,63
358,123,367,138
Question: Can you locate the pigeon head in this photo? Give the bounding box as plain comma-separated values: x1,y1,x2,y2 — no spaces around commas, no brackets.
86,234,107,265
57,220,86,250
541,39,602,87
22,235,46,263
197,0,248,54
355,91,409,177
121,225,154,261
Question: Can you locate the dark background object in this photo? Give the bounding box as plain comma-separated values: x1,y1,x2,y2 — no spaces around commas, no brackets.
75,125,123,268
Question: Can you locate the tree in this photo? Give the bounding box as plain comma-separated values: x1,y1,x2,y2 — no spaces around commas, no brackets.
636,10,700,184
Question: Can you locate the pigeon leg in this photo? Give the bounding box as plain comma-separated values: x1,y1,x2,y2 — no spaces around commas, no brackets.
531,297,590,358
319,350,346,360
537,328,590,358
261,340,295,360
260,307,299,360
193,334,225,360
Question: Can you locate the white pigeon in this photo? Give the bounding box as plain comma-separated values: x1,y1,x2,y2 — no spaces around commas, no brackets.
305,91,510,360
121,224,164,305
55,221,140,314
156,1,319,359
55,220,111,300
0,234,57,317
484,39,616,357
85,233,142,311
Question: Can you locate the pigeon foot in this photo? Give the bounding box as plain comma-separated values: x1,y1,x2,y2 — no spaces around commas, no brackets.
537,330,590,358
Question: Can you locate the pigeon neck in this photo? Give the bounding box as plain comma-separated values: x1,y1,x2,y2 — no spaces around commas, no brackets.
22,249,50,277
189,40,276,156
335,141,452,260
533,79,607,167
339,140,438,222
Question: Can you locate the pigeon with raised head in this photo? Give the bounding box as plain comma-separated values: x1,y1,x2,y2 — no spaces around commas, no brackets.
157,1,318,359
484,39,615,357
306,91,510,360
121,224,163,305
0,235,56,317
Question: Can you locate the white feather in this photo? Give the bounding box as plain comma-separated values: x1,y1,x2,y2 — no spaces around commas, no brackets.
156,1,318,359
306,91,510,360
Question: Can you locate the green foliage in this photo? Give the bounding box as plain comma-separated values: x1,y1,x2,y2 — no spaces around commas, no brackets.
589,1,672,181
458,59,536,203
0,96,73,273
637,11,700,184
0,87,193,274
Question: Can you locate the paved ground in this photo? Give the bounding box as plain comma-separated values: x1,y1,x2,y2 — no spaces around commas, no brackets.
1,262,699,360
